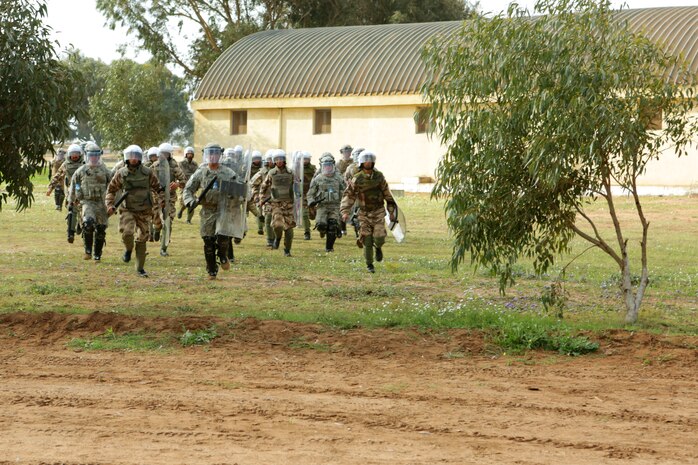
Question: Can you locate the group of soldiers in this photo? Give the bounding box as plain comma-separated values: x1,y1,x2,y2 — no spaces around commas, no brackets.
46,141,400,278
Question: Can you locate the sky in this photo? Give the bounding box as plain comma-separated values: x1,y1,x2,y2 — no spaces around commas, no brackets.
44,0,698,65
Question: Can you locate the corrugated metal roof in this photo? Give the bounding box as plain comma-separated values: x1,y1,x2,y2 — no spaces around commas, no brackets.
195,7,698,101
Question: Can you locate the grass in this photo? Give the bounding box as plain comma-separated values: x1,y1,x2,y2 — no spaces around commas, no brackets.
4,169,698,355
67,328,172,352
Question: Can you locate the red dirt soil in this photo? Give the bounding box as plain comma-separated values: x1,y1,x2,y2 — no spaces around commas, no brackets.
0,312,696,464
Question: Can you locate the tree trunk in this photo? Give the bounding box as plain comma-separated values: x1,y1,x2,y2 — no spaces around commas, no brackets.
621,256,650,324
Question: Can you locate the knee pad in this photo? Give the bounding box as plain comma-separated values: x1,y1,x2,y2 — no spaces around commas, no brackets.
82,217,96,234
316,222,327,234
327,219,339,235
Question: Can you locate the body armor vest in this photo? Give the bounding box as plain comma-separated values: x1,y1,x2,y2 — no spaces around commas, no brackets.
76,165,110,202
121,165,152,211
63,159,83,187
353,170,385,211
317,174,343,204
269,167,294,201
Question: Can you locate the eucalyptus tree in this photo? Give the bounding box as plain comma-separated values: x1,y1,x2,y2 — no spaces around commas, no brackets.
422,0,697,323
90,59,191,150
0,0,86,211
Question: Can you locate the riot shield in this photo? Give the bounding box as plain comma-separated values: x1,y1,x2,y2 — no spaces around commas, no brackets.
216,161,247,239
240,148,253,234
157,154,172,249
385,201,406,243
292,151,303,226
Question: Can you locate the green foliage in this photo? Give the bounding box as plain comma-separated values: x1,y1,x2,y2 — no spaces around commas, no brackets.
63,51,109,145
96,0,477,83
422,0,697,322
493,319,598,355
179,326,218,347
0,0,87,211
90,59,191,149
29,284,82,296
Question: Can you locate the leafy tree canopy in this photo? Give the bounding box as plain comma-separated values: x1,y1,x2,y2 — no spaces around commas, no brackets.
96,0,478,84
90,59,191,150
422,0,697,323
63,51,110,145
0,0,86,211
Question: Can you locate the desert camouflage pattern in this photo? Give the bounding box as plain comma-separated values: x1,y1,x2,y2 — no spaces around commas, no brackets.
68,163,112,226
183,164,242,238
105,164,162,241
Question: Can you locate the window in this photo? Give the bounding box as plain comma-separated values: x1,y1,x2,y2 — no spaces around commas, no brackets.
314,109,331,134
415,107,432,134
231,110,247,135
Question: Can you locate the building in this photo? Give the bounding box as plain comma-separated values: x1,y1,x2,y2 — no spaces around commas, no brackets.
192,7,698,192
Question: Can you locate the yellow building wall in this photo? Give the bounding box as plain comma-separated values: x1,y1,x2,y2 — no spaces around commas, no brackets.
194,102,698,188
194,99,441,183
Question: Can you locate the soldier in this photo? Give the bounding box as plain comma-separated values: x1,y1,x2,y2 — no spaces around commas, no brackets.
340,151,396,273
251,150,275,247
301,151,316,240
183,143,241,280
260,149,296,257
337,144,353,175
178,146,199,223
343,147,364,237
67,143,112,261
144,147,159,168
308,153,346,252
47,144,84,243
106,145,162,277
151,142,186,257
48,148,66,211
248,150,264,235
143,147,160,241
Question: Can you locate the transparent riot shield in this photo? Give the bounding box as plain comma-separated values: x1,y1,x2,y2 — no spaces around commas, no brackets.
157,154,172,248
385,200,406,243
292,151,303,226
216,175,245,239
240,148,253,234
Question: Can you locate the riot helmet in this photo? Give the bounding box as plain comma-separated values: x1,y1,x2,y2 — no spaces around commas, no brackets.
351,147,365,163
67,144,83,162
55,148,66,160
84,142,102,167
302,151,311,165
123,145,144,164
184,146,195,160
321,155,336,177
147,146,159,162
251,150,262,165
158,142,174,160
203,143,223,165
358,150,376,170
264,149,274,167
340,144,352,161
272,149,286,166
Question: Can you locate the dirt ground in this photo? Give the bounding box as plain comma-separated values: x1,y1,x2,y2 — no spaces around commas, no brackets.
0,312,696,465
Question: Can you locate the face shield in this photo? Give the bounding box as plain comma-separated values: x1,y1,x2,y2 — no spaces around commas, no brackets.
321,161,335,176
204,146,223,165
86,151,102,167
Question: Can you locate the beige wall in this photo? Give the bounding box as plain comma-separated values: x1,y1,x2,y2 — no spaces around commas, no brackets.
194,101,698,187
194,97,442,183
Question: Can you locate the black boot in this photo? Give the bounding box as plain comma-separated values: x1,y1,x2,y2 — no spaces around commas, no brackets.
67,229,75,244
204,236,218,279
122,249,132,263
325,233,336,252
272,238,281,250
219,235,231,270
375,247,383,262
83,231,93,260
93,226,106,261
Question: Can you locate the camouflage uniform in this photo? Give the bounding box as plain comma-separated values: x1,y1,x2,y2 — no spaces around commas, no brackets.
251,163,274,247
151,157,186,255
178,157,199,223
260,164,296,254
183,164,240,278
337,158,353,175
106,163,161,275
308,166,346,252
68,162,112,260
340,168,395,272
302,162,316,239
48,155,66,210
248,161,263,234
49,154,84,242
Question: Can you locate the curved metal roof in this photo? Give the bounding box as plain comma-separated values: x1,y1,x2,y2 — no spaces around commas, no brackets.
195,6,698,101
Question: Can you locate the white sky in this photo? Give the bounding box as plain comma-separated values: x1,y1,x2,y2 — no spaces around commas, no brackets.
45,0,698,65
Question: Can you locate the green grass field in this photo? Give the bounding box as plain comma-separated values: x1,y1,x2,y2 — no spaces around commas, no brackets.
3,170,698,346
